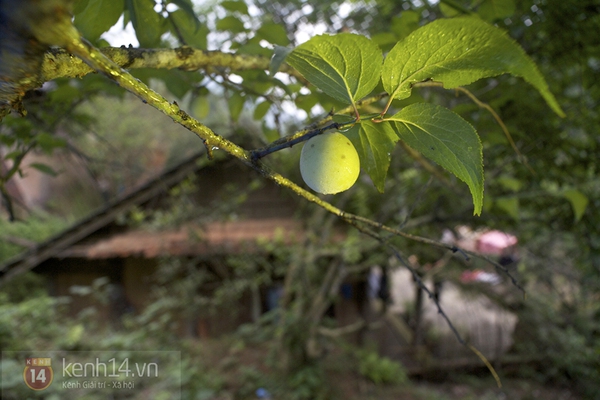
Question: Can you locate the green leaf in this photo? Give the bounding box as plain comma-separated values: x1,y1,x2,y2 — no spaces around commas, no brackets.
169,9,207,49
439,1,468,18
3,150,21,160
271,77,294,97
561,189,589,222
228,92,245,121
253,101,271,120
220,0,249,14
170,0,198,23
74,0,124,42
496,196,519,220
382,16,565,117
370,32,397,49
386,103,484,215
49,84,81,103
29,163,58,177
286,33,383,108
497,176,523,192
390,11,420,40
237,70,272,93
263,127,279,143
131,68,201,99
478,0,515,21
36,133,67,153
295,93,319,113
346,120,399,193
257,23,289,46
127,0,163,47
237,42,271,57
73,0,91,14
270,46,292,76
216,15,246,33
162,70,201,99
193,96,210,119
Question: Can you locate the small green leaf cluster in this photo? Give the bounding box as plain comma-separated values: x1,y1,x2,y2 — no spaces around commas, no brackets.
73,0,206,48
0,213,70,263
357,349,408,385
286,16,564,215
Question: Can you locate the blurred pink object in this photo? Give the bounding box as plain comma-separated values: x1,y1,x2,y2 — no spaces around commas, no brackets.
476,230,517,255
460,270,501,285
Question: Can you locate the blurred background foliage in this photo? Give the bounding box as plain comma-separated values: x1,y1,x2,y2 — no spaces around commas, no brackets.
0,0,599,398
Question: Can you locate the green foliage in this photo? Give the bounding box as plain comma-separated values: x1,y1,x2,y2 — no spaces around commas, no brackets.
0,290,72,351
440,0,516,22
382,17,564,117
168,9,208,49
287,33,383,108
0,213,70,263
357,349,408,385
71,93,201,199
74,0,124,42
386,103,483,214
346,120,398,193
284,15,561,212
287,364,329,400
257,23,289,46
0,279,189,399
127,0,162,47
514,293,600,399
560,189,589,222
478,0,516,21
221,0,249,14
73,0,205,48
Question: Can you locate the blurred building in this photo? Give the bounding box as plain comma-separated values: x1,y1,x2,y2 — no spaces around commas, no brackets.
0,153,521,373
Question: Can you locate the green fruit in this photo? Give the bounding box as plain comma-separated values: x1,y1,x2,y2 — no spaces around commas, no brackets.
300,132,360,194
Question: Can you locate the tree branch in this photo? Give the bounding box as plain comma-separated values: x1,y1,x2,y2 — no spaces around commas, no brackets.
2,45,302,121
41,47,302,82
0,235,36,248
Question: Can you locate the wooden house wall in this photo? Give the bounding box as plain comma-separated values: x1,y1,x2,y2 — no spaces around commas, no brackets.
121,257,158,312
38,258,123,322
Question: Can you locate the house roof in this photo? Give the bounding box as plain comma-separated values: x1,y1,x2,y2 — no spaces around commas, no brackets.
0,152,300,282
56,218,302,259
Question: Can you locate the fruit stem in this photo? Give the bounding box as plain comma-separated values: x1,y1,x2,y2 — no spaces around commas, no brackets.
251,122,358,160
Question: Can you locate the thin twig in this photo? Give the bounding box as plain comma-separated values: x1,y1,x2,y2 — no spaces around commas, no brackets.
348,220,502,387
250,92,388,160
250,122,342,160
398,142,456,190
398,176,434,230
344,218,468,345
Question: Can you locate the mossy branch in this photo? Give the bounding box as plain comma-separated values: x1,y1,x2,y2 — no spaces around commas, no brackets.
2,45,301,119
41,46,301,81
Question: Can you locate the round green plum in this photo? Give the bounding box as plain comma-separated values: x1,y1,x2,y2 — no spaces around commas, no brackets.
300,132,360,194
